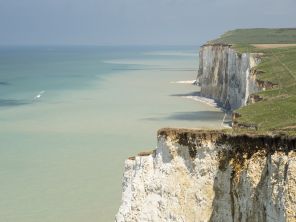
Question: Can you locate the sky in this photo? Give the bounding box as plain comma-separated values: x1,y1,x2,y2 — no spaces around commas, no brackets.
0,0,295,45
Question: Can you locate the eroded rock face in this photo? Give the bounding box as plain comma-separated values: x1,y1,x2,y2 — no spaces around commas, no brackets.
116,128,296,222
197,44,261,110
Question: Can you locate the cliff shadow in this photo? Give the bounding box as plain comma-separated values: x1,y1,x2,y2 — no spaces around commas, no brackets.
165,111,224,121
170,91,201,97
141,111,224,122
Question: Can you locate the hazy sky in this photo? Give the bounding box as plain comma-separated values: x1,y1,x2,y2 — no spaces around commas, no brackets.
0,0,295,45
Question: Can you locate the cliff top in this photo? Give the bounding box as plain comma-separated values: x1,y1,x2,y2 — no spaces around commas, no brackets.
202,43,232,47
128,127,296,161
158,127,296,154
210,28,296,44
158,127,296,140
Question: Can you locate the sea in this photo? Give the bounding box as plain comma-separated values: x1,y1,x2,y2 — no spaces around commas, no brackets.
0,45,224,222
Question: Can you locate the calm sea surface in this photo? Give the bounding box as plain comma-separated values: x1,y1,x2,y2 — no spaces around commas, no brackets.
0,46,223,222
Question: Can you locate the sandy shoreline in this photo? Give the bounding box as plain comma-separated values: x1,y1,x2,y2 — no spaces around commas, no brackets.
170,79,197,84
171,80,218,108
181,95,218,107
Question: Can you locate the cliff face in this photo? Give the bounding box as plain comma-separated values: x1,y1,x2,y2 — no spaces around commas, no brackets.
198,44,261,110
116,128,296,222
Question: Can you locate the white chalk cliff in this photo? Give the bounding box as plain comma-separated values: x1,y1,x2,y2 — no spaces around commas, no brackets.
116,129,296,222
197,44,261,110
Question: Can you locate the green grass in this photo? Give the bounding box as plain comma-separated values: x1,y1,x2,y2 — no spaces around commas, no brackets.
210,28,296,44
236,46,296,135
211,28,296,135
231,44,257,53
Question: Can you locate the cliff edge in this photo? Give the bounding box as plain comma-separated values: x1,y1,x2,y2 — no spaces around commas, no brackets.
116,128,296,222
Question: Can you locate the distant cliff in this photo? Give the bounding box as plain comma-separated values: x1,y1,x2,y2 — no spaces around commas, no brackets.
197,44,261,110
116,128,296,222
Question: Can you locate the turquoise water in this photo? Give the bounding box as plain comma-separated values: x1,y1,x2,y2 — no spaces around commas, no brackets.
0,46,223,221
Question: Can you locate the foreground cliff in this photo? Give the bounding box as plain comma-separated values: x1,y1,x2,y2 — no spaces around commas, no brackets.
197,44,262,110
116,128,296,222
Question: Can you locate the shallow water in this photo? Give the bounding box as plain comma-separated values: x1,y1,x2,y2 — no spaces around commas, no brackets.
0,46,223,222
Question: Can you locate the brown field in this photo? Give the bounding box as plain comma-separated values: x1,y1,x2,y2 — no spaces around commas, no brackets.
252,44,296,49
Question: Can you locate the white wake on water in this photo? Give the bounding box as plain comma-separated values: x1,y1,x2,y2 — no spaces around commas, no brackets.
33,91,45,100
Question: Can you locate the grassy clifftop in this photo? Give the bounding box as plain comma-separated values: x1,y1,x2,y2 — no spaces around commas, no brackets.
237,46,296,135
210,28,296,44
212,28,296,135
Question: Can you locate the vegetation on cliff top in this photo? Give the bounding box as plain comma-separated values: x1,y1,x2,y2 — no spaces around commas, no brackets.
210,28,296,44
237,46,296,135
213,28,296,135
